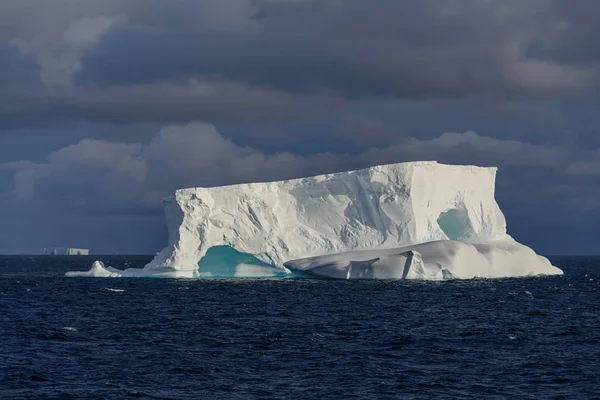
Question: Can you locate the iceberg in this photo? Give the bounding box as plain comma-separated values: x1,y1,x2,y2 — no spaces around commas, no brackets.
65,261,122,278
67,161,562,279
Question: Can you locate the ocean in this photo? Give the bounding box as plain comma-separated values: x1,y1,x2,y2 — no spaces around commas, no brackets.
1,255,599,399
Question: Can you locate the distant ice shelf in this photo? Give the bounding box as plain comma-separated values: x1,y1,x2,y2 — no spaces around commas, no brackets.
45,247,89,256
67,161,563,279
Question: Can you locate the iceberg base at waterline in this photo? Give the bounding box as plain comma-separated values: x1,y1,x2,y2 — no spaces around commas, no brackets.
67,247,291,278
285,237,562,280
66,261,123,278
68,237,561,280
66,161,563,280
65,260,204,278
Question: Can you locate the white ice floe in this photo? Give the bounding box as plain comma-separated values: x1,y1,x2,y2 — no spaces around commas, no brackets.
67,161,562,279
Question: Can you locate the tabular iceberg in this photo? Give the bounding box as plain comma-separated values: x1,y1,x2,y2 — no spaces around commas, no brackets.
67,161,563,279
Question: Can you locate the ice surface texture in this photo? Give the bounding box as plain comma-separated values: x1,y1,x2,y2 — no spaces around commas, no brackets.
285,239,562,280
149,161,507,272
67,161,562,279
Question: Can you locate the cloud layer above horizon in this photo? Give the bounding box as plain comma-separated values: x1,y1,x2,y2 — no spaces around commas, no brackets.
1,0,599,254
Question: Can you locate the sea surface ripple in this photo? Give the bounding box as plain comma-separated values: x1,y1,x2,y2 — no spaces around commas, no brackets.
1,255,599,399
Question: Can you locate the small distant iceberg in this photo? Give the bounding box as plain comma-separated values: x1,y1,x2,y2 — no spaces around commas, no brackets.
66,261,122,278
67,161,563,280
45,247,89,256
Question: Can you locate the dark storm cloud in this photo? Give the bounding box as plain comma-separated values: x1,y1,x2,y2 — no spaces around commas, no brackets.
75,0,600,99
0,48,38,88
1,0,600,127
0,81,344,128
526,0,600,65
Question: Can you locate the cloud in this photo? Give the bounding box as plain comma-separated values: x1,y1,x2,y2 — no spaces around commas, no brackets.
335,116,402,144
4,122,575,210
1,0,600,127
3,2,128,87
1,78,345,127
75,0,600,98
0,0,261,88
362,131,567,167
565,150,600,177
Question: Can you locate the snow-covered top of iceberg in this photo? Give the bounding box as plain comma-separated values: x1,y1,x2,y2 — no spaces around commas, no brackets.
145,161,508,273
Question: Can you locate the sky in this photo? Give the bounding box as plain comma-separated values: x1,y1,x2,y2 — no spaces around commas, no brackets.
1,0,599,255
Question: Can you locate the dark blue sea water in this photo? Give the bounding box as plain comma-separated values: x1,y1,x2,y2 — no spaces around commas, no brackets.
1,255,599,399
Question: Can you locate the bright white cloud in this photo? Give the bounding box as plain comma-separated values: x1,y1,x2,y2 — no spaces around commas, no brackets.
5,123,573,211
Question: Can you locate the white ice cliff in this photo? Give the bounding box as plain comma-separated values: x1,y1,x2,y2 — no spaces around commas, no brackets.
67,161,563,279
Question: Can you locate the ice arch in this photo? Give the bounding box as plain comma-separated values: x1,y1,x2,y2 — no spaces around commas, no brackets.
197,246,288,278
436,209,473,241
